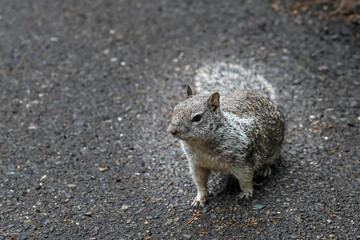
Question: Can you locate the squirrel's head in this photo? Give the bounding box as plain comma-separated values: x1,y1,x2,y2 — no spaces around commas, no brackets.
167,85,221,141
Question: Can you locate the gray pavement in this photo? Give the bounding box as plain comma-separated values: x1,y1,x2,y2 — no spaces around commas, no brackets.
0,0,359,239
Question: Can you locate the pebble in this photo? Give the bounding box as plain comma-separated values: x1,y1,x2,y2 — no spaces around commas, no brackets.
164,219,173,226
318,65,328,71
84,211,93,216
314,203,324,212
23,224,29,230
67,184,77,188
183,234,192,239
64,193,72,199
121,205,130,211
135,207,145,214
7,190,15,197
28,123,38,130
253,204,266,210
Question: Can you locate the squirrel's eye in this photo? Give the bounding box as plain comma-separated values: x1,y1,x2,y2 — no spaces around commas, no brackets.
192,114,202,122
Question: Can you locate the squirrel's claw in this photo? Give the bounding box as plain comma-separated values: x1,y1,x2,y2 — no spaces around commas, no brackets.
256,166,272,178
236,189,253,201
191,197,206,208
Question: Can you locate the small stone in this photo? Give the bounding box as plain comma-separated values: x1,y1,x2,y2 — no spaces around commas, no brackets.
98,167,108,172
84,212,93,216
116,33,124,40
253,204,266,210
165,219,173,226
40,175,47,181
318,65,328,71
293,79,301,85
67,184,76,188
99,148,107,153
23,224,29,230
121,205,130,211
65,193,72,199
314,203,324,212
183,234,192,239
8,224,15,229
28,123,38,130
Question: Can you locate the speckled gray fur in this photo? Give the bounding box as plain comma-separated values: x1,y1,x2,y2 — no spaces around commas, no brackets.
168,87,285,207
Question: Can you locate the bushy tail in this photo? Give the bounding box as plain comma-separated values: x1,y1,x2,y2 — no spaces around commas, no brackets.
193,62,276,101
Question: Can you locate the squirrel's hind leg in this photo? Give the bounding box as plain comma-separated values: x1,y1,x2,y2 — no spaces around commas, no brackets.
232,167,254,200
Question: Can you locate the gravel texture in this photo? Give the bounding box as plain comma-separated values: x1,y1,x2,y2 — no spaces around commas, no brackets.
0,0,359,239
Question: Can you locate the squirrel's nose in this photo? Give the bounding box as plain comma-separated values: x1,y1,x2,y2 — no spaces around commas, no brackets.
167,125,178,135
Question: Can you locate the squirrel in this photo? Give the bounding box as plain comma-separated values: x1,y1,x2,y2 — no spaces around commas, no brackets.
167,62,285,207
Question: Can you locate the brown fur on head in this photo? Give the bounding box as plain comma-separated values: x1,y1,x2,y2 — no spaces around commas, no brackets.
167,86,222,141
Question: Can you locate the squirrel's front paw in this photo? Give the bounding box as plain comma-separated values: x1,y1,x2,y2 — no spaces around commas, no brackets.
191,196,206,208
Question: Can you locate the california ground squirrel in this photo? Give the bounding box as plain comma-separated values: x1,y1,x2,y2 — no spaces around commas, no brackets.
167,69,285,207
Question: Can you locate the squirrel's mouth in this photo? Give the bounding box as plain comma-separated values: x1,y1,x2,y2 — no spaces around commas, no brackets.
167,129,186,140
169,131,183,140
167,124,191,140
167,124,182,139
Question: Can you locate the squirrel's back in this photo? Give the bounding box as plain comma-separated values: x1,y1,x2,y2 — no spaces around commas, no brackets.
221,90,285,168
194,62,276,101
223,90,284,129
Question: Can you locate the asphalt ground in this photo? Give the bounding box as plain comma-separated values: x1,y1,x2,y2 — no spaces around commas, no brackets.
0,0,359,239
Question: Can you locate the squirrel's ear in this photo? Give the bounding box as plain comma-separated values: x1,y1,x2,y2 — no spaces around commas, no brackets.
187,85,193,98
208,92,220,111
